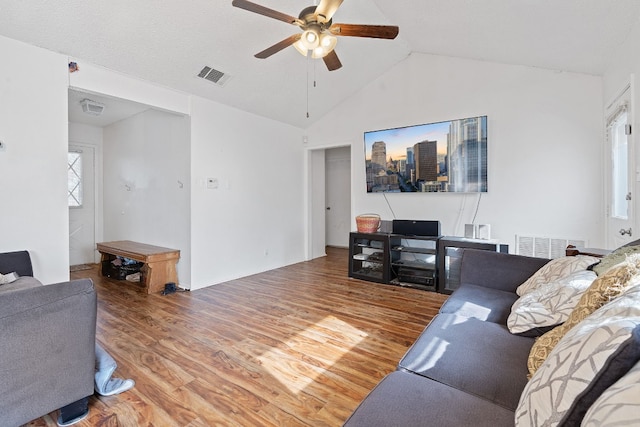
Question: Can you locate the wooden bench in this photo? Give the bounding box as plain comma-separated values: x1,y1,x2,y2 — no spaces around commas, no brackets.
97,240,180,294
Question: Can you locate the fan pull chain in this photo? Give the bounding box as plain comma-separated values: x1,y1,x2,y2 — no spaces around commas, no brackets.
306,53,310,118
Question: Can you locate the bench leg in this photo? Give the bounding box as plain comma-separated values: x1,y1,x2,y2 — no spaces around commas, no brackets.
57,396,89,426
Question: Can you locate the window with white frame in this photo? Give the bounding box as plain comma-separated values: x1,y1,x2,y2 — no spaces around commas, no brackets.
68,150,83,207
608,105,629,219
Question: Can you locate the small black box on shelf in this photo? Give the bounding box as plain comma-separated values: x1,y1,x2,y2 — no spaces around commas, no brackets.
392,220,441,237
397,267,436,287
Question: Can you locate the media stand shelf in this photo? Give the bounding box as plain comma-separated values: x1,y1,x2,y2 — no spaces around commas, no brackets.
438,236,508,294
389,234,439,291
348,232,391,284
348,231,509,293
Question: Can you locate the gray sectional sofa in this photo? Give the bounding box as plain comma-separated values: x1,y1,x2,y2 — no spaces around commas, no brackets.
344,248,550,426
0,251,97,427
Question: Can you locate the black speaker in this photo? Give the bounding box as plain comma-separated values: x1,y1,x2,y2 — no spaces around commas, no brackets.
392,220,441,237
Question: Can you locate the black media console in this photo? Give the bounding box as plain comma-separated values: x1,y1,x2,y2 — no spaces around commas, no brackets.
348,220,508,293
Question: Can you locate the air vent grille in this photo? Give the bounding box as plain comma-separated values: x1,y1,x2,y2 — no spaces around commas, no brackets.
197,66,231,86
516,235,586,259
80,98,105,116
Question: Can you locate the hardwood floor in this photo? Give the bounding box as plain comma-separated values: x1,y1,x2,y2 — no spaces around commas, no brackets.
26,247,448,426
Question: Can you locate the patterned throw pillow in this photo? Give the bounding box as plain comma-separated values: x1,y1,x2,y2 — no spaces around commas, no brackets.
516,255,600,296
592,245,640,276
527,254,640,377
581,359,640,427
561,325,640,425
507,270,596,335
515,285,640,427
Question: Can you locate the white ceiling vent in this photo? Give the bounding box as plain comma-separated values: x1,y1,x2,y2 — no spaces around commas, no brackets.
80,98,105,116
197,66,231,87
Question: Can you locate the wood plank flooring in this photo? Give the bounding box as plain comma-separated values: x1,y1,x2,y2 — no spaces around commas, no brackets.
25,247,448,426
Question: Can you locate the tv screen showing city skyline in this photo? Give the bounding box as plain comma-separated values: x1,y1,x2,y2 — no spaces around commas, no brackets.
364,115,488,193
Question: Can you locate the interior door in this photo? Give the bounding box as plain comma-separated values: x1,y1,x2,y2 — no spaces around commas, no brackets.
69,145,96,265
605,86,634,249
325,146,351,248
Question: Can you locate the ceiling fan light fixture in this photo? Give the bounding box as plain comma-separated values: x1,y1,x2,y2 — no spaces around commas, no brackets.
295,33,337,59
305,31,317,44
317,33,337,54
300,29,320,50
231,0,398,71
293,40,310,57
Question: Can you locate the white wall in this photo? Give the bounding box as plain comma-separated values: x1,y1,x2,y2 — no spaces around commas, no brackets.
0,36,70,283
190,96,305,289
305,53,604,250
103,109,192,285
69,61,189,117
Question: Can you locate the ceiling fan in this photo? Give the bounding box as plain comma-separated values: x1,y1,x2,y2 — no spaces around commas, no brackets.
232,0,399,71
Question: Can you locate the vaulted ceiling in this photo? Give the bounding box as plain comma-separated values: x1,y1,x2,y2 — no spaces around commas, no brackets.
1,0,639,128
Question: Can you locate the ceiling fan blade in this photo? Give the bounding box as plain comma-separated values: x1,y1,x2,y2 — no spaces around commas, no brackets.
255,34,302,59
232,0,300,25
329,23,399,39
315,0,344,23
323,50,342,71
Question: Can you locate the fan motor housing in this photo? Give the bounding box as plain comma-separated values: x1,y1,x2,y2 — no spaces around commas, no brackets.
298,5,332,28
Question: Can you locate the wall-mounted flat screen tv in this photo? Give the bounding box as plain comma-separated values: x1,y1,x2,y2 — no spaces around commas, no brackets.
364,115,487,193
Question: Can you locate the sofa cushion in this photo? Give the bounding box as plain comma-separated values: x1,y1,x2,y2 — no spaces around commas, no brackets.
0,250,33,277
439,284,518,324
343,370,515,427
581,359,640,427
458,249,550,293
0,276,42,294
516,255,600,296
527,254,640,376
507,270,597,336
398,313,533,411
1,278,97,426
515,285,640,427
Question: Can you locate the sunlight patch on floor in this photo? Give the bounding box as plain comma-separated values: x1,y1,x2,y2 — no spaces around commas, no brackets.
257,315,368,394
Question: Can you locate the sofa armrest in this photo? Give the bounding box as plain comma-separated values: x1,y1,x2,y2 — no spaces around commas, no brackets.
0,250,34,277
459,249,550,293
0,279,97,426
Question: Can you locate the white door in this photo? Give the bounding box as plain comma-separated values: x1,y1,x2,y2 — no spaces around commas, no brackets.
605,86,634,249
68,145,96,265
325,146,351,247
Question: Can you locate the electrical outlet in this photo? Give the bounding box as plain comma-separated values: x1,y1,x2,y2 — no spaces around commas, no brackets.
0,140,5,151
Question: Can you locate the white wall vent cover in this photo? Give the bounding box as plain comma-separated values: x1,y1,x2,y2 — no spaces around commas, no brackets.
80,98,105,116
197,66,231,87
516,235,586,259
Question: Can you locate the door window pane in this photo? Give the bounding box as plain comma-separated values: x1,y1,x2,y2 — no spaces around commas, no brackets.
68,151,83,207
610,110,629,219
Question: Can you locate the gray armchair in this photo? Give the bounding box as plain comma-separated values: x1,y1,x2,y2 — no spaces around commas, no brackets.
0,251,97,427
